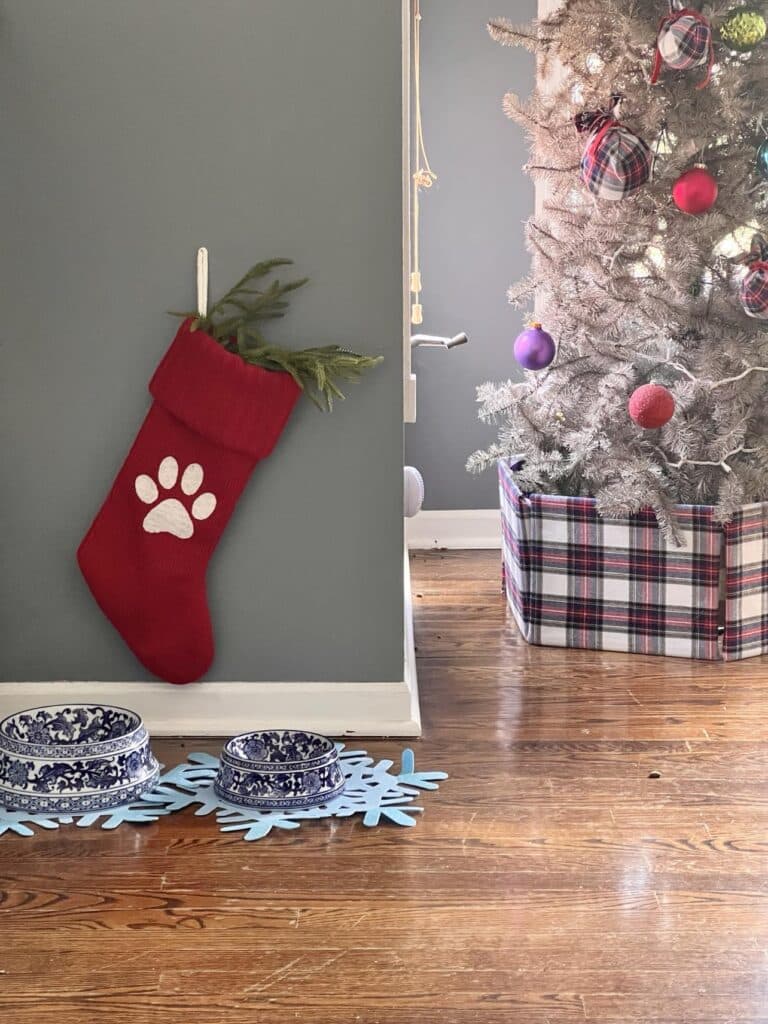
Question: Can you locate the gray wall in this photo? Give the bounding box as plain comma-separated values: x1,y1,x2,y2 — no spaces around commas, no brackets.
405,0,536,509
0,0,403,683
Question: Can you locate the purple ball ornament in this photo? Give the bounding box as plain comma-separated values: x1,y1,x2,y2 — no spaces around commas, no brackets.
513,322,556,371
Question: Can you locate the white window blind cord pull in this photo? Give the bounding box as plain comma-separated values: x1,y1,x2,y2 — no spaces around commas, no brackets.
410,0,436,326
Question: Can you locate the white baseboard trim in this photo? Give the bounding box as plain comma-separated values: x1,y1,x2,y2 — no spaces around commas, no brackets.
0,551,421,739
407,508,501,550
0,679,420,738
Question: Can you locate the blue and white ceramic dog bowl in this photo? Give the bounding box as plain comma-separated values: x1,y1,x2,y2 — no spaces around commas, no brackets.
0,704,160,813
214,729,345,810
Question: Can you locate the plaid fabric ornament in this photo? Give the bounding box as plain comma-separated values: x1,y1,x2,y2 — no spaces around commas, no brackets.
651,4,714,89
740,235,768,320
575,95,653,200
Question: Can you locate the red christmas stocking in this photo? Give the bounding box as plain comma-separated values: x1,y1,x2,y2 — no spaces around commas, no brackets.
77,319,301,684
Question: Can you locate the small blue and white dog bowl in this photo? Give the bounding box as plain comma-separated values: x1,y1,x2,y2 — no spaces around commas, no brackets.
0,704,160,813
214,729,345,810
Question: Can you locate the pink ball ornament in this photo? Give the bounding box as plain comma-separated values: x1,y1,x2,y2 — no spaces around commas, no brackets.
514,323,556,371
628,384,675,429
672,165,718,215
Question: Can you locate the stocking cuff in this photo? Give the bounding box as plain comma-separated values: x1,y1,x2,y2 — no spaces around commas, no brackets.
150,319,302,459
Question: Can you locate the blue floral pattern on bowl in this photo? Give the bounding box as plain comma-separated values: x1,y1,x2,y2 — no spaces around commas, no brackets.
0,705,146,758
0,704,159,813
215,729,345,810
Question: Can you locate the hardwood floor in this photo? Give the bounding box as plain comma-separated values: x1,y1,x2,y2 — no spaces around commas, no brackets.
3,548,768,1022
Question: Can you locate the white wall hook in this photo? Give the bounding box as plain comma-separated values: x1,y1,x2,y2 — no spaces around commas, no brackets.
196,246,209,318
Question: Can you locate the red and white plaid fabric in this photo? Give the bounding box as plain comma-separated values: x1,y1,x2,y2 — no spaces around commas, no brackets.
499,460,768,661
723,503,768,660
578,114,653,201
740,263,768,320
651,7,713,88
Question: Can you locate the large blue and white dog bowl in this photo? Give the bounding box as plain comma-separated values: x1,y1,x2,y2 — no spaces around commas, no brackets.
214,729,346,810
0,704,160,813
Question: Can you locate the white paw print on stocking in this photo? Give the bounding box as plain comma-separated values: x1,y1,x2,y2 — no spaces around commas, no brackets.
135,457,217,539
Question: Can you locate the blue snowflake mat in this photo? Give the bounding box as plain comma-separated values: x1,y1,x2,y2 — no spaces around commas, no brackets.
0,792,171,837
140,745,448,841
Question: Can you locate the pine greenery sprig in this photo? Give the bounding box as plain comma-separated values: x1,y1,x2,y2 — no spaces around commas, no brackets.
170,259,382,410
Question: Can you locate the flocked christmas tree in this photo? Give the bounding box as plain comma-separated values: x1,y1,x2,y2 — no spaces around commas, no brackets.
468,0,768,539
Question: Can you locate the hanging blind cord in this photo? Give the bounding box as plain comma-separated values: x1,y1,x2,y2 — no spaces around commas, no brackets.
410,0,437,326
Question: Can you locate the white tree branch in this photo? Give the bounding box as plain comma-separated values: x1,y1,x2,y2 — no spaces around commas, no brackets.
669,363,768,390
656,445,760,475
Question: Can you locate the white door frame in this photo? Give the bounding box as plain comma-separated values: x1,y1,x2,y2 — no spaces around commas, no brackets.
402,0,417,423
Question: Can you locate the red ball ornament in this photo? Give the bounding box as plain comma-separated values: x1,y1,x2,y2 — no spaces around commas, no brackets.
672,165,718,215
628,384,675,429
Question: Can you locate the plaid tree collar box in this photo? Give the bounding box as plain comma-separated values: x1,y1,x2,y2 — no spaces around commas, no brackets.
499,460,768,661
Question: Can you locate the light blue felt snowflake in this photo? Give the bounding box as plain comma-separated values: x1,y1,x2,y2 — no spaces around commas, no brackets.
0,777,173,838
142,745,448,842
140,752,223,814
0,809,62,838
0,798,170,837
72,801,171,829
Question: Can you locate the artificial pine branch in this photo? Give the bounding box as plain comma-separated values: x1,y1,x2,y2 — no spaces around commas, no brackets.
488,18,551,51
170,259,382,411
